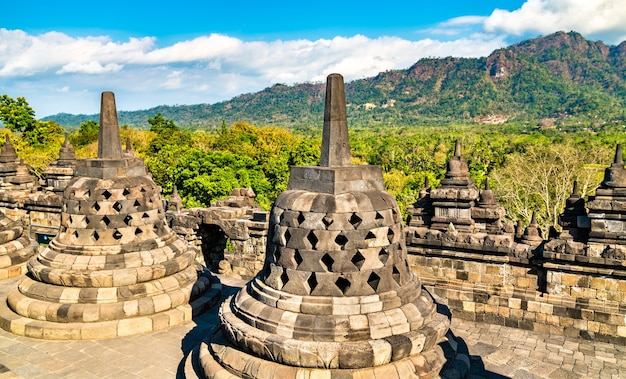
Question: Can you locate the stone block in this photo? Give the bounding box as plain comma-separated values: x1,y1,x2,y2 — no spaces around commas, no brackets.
117,317,152,336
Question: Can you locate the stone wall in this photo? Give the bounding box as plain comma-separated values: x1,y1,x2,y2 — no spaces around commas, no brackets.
166,188,269,280
404,144,626,345
407,243,626,345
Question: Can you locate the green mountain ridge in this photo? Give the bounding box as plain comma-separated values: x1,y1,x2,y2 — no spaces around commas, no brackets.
44,31,626,129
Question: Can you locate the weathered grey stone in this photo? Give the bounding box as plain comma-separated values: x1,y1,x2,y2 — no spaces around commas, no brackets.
0,91,220,339
202,74,467,378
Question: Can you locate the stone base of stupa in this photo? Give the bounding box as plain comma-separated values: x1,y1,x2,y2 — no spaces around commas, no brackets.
199,290,470,379
0,267,221,339
198,304,470,379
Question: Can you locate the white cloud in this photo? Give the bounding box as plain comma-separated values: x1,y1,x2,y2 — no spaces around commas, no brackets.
2,0,626,119
0,28,510,116
160,70,183,89
57,61,123,74
483,0,626,43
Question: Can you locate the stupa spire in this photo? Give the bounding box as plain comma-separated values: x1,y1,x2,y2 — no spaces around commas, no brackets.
320,73,350,167
615,144,623,165
98,91,123,159
572,180,579,195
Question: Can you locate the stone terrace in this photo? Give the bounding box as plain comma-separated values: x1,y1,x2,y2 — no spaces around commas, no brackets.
0,275,624,378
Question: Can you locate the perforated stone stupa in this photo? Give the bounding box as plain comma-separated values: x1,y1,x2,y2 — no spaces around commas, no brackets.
0,212,38,280
0,92,220,339
199,74,469,378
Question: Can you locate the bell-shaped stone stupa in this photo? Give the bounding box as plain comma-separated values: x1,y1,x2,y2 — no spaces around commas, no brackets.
199,74,469,378
0,92,220,339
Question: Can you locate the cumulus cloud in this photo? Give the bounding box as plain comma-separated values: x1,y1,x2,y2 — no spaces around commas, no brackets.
57,61,123,74
0,27,510,116
483,0,626,43
2,0,625,117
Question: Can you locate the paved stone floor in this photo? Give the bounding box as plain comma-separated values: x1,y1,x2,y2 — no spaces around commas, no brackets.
0,275,624,379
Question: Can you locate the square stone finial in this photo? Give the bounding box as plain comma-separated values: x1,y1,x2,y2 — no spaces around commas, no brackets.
320,73,351,167
98,91,123,160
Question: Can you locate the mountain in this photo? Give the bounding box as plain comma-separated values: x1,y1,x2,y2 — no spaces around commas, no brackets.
44,31,626,129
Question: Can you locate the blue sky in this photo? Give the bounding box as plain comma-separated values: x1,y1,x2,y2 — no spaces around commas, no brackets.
2,0,626,118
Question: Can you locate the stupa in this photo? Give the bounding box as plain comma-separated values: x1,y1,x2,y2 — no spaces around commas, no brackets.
44,133,77,194
199,74,469,378
0,135,38,191
0,92,220,339
0,212,38,280
429,141,480,232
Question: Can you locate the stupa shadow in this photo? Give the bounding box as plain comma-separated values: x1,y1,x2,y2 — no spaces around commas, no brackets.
177,280,243,379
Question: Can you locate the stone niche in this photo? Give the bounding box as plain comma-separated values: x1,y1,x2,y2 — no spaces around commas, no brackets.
198,74,470,379
0,91,221,339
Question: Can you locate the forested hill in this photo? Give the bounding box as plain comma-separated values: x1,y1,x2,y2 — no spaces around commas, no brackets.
45,31,626,129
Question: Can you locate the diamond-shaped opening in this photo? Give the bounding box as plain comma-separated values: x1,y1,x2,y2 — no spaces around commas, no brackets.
387,227,395,243
134,200,141,207
274,248,282,262
335,277,351,294
307,231,318,249
85,217,90,225
280,270,289,288
322,216,333,229
335,234,348,249
349,213,362,229
73,230,79,239
113,230,123,240
93,231,100,241
102,190,112,200
307,272,318,293
367,272,381,291
294,250,303,267
392,208,400,222
297,212,306,226
134,227,143,235
284,229,291,244
321,253,334,271
365,231,376,240
124,215,132,226
69,215,73,224
378,248,389,264
102,216,110,226
92,202,101,212
123,188,131,196
392,266,401,284
375,211,384,220
112,202,122,212
351,251,366,270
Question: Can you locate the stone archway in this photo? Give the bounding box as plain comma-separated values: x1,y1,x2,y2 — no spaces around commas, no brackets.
197,223,228,271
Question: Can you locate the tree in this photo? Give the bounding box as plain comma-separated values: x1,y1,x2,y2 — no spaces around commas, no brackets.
147,113,178,133
491,143,609,234
72,120,99,147
0,95,37,133
22,120,64,147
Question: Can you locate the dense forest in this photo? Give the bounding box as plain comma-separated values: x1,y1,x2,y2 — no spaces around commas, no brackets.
2,98,625,236
44,31,626,130
3,31,626,236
